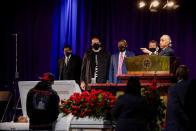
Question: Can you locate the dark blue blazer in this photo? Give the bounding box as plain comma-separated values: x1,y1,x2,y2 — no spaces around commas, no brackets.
159,47,175,56
166,80,190,131
109,50,135,83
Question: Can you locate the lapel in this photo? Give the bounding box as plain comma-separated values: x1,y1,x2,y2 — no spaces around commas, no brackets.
160,47,169,55
61,58,65,68
125,50,130,57
115,53,119,67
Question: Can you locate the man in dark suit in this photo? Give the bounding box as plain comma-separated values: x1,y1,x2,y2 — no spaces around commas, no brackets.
166,65,190,131
109,39,135,83
159,34,175,56
58,45,81,84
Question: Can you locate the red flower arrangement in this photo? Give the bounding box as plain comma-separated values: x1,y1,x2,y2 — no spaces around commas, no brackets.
60,89,116,119
142,79,166,131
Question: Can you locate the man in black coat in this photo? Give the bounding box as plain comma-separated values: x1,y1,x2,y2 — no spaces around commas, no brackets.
26,72,60,130
58,45,82,84
166,65,190,131
80,37,110,90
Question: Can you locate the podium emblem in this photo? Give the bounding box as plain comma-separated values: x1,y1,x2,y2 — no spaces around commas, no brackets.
143,57,152,69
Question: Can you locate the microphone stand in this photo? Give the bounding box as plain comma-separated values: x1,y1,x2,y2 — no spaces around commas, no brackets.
12,33,19,80
11,33,20,122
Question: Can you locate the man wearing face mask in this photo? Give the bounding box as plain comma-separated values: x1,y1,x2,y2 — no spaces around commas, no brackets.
140,40,160,55
58,45,82,84
80,37,110,90
109,39,135,83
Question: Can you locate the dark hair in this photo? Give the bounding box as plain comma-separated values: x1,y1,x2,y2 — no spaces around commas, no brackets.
149,40,157,44
125,77,141,96
176,65,189,80
91,36,100,41
63,45,72,50
119,39,127,45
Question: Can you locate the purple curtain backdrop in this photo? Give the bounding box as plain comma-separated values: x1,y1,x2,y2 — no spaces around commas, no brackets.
0,0,196,88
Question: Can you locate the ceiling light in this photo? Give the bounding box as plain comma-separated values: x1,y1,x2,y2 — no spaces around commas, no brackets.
150,0,160,8
138,1,146,8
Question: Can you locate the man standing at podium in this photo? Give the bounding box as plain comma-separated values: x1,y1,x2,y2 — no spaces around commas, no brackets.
159,34,175,56
109,39,135,83
141,35,175,56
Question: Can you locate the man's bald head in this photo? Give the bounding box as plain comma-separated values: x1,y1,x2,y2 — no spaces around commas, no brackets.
160,34,172,49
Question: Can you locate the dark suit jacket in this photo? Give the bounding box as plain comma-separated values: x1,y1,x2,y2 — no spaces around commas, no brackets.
166,80,190,131
58,54,81,84
159,47,175,56
109,50,135,83
111,94,149,131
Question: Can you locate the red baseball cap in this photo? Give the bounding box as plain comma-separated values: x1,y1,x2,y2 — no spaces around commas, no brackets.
39,72,55,81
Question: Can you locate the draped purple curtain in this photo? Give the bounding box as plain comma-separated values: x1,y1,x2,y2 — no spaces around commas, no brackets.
0,0,196,87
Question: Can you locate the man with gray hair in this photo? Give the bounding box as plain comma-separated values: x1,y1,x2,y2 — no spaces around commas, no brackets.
141,35,174,56
159,34,175,56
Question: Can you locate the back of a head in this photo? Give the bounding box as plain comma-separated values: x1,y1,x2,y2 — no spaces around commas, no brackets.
175,65,189,80
125,77,141,96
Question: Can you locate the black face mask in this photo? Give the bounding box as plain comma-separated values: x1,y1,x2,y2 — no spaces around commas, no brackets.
119,46,126,52
65,52,71,57
149,48,156,52
92,43,100,50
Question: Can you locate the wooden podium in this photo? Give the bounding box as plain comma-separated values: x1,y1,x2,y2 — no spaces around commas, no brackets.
123,55,177,88
88,55,177,95
124,55,178,75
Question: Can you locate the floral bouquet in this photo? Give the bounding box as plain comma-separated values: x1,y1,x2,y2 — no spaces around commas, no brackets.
60,89,116,119
142,79,166,131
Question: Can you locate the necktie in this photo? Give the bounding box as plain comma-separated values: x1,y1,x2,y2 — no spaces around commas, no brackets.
65,57,69,66
117,53,124,75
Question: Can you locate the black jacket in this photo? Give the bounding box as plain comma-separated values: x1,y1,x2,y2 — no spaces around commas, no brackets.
26,81,60,127
80,49,110,84
159,47,175,56
58,54,81,84
111,94,149,131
